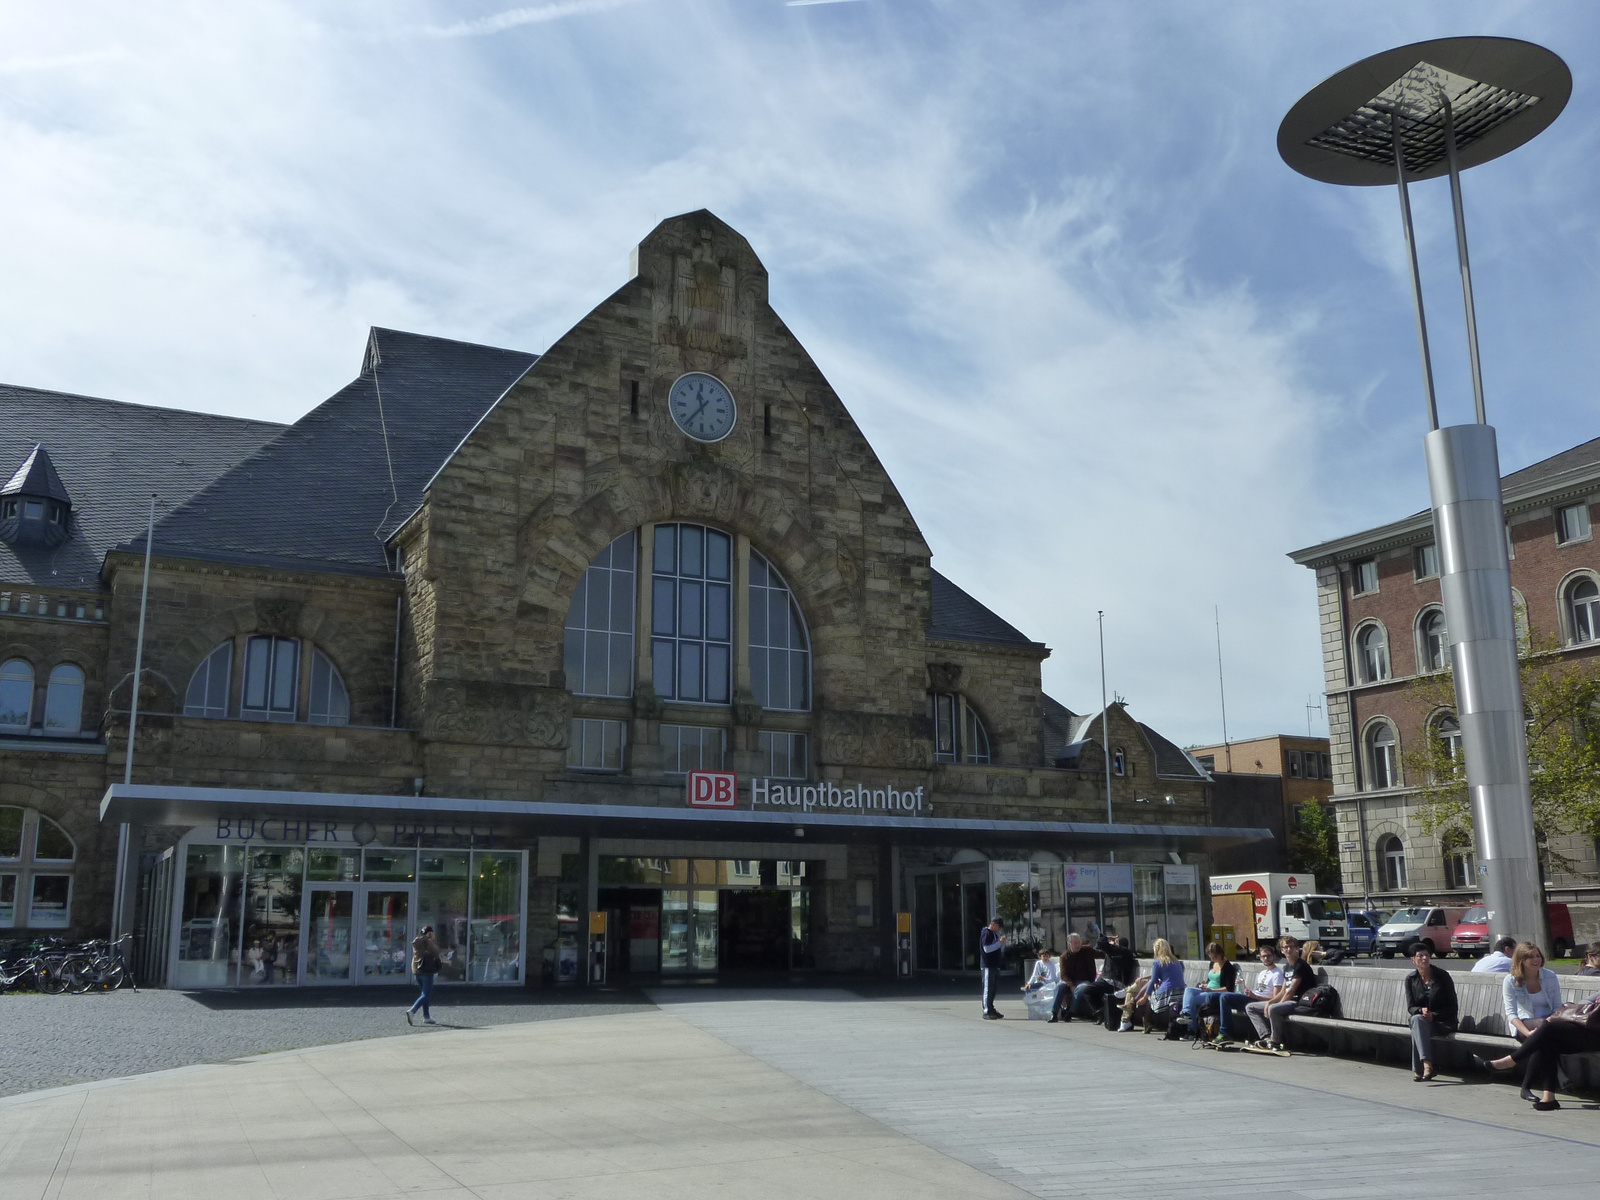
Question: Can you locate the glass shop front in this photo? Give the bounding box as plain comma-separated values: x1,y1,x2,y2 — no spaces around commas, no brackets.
169,837,527,989
909,859,1200,971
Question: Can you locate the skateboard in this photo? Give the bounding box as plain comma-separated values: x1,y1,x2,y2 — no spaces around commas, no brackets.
1240,1042,1291,1058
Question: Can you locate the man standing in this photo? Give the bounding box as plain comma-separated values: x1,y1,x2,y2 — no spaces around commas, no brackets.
1050,933,1099,1022
980,918,1006,1019
1472,936,1518,973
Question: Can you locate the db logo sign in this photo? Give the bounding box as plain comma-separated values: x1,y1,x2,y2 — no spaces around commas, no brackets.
687,770,738,808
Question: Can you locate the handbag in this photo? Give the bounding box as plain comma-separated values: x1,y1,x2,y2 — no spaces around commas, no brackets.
1550,995,1600,1028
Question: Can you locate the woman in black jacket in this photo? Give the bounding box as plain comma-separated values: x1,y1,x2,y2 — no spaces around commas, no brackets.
1405,945,1458,1082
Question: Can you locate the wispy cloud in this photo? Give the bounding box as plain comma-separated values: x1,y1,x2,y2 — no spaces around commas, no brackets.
0,1,1594,742
408,0,645,38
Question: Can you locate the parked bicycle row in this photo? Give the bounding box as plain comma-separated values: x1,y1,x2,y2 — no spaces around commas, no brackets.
0,934,134,994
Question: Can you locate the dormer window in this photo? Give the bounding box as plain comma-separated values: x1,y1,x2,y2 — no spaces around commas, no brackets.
1,445,72,549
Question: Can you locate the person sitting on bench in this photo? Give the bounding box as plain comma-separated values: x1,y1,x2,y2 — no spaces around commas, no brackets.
1079,933,1137,1027
1477,1011,1600,1111
1132,938,1185,1033
1178,941,1238,1039
1220,946,1283,1043
1404,944,1457,1082
1246,936,1313,1053
1050,934,1098,1022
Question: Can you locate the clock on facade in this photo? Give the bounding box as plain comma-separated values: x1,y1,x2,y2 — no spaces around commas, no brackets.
667,372,738,443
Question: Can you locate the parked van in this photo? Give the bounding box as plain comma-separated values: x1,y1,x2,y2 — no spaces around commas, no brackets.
1376,906,1467,957
1346,910,1386,956
1450,902,1575,959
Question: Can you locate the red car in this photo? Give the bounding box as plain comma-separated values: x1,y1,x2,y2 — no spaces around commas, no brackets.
1451,902,1574,959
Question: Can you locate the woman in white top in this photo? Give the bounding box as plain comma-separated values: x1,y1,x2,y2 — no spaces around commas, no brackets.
1501,942,1561,1038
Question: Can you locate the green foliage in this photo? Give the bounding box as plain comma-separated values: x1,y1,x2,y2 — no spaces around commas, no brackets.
1289,797,1340,886
1405,637,1600,863
994,881,1029,924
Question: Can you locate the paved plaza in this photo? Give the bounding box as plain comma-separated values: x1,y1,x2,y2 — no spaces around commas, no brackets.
2,987,1598,1198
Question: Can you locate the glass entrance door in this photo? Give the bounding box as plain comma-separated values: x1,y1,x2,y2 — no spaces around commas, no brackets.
304,886,356,983
301,884,414,983
361,888,413,981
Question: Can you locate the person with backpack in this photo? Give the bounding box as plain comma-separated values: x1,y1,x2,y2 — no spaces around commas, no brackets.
1246,936,1314,1053
1404,944,1457,1082
406,925,442,1026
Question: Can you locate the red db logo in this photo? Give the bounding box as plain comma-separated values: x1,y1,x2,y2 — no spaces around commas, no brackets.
687,770,738,808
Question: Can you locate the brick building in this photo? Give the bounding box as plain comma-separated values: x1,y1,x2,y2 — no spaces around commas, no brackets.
1186,735,1333,879
1291,438,1600,945
1,212,1265,986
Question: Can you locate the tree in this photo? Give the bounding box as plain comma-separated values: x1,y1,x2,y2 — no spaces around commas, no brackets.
1289,797,1340,888
1404,637,1600,870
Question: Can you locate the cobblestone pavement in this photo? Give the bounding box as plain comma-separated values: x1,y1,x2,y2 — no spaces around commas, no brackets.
0,985,653,1097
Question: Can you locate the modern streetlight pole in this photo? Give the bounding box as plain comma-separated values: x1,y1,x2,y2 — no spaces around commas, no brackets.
1279,38,1571,951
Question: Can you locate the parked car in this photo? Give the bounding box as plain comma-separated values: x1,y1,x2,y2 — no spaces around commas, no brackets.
1346,910,1386,956
1377,906,1468,957
1450,902,1575,959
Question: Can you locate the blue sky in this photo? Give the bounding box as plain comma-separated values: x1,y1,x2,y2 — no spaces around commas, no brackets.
2,1,1597,745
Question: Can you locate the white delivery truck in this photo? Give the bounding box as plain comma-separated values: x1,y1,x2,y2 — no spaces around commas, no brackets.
1208,873,1349,954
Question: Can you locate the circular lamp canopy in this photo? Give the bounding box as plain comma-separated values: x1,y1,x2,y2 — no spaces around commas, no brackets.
1279,37,1570,186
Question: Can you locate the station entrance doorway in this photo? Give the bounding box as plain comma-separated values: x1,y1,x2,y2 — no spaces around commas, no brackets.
595,856,816,976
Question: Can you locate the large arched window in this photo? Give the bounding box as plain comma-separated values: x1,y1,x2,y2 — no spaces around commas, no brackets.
563,530,637,698
185,642,233,718
1355,624,1390,684
1365,721,1398,790
0,806,76,929
0,659,33,731
183,638,348,725
1417,608,1448,673
931,693,991,764
652,524,732,704
1567,577,1600,645
43,665,84,734
1442,829,1476,890
749,550,810,711
1379,834,1408,892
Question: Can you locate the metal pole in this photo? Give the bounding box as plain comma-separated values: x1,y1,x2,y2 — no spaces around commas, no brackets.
1214,606,1231,771
1098,611,1112,823
1390,112,1441,432
1424,428,1546,950
1441,95,1488,426
111,494,156,941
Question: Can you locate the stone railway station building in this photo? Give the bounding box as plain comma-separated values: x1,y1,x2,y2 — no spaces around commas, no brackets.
1292,438,1600,947
1,212,1262,988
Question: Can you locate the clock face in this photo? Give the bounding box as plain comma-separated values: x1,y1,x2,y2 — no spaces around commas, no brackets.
667,372,737,443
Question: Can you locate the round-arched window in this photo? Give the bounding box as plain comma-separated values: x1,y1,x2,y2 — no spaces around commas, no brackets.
1568,577,1600,644
1379,834,1407,892
0,659,34,731
1355,625,1390,684
43,664,84,734
1442,830,1476,890
1434,713,1461,764
1418,609,1447,673
1366,722,1398,790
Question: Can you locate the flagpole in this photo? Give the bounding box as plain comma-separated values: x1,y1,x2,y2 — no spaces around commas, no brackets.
111,494,156,941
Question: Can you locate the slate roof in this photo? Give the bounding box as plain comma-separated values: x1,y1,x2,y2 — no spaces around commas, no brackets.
928,570,1041,647
1502,434,1600,493
3,445,71,503
1041,694,1076,763
0,387,285,591
143,329,536,576
1139,723,1208,780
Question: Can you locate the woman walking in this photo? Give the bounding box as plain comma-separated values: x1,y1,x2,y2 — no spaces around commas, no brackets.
407,925,441,1026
